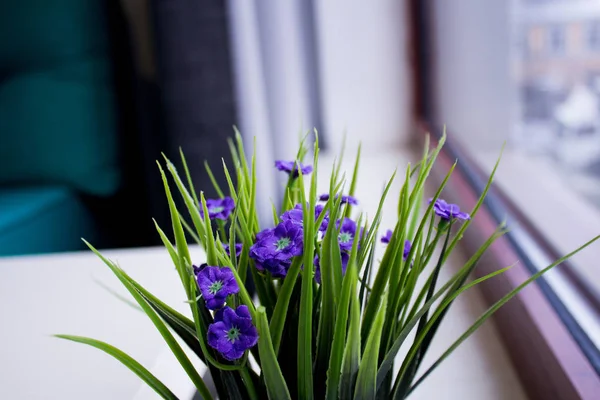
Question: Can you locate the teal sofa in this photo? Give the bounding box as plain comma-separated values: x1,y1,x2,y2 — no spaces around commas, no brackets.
0,1,120,256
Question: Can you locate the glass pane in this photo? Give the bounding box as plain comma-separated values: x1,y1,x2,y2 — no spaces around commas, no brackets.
428,0,600,348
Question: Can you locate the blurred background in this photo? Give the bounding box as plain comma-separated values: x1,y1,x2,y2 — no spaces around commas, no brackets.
5,2,600,396
0,0,412,257
1,0,599,288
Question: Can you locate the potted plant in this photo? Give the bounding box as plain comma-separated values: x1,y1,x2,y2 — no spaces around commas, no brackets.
57,132,598,399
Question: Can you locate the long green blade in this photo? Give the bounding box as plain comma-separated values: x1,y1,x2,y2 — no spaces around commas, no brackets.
83,241,213,399
405,234,600,397
257,307,292,400
354,295,387,400
297,136,319,400
344,143,361,218
158,162,193,297
340,288,361,399
269,257,302,353
325,259,358,400
376,225,506,390
55,335,178,400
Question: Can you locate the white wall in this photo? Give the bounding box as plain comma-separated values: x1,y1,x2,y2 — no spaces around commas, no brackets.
430,0,514,151
315,0,412,151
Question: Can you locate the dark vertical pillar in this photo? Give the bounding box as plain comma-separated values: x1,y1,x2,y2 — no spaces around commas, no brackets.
409,0,434,122
150,0,238,201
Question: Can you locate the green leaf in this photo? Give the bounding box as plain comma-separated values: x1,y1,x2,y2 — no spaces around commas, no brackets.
358,244,375,310
179,148,201,208
204,160,225,198
153,219,181,269
163,157,207,251
391,264,515,399
358,171,396,266
344,143,361,219
408,131,445,208
199,192,219,266
234,128,251,186
83,241,213,400
222,159,239,202
92,276,142,313
394,225,452,396
179,215,202,246
325,257,358,400
357,171,397,341
158,162,193,296
380,161,457,356
404,234,600,397
271,200,280,226
55,335,178,400
248,137,259,233
129,276,205,362
354,294,387,400
257,307,292,400
297,135,319,400
340,288,362,400
269,257,303,353
375,225,506,390
227,136,242,172
314,192,344,393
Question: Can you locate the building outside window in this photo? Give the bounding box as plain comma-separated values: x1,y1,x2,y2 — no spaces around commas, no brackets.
587,20,600,52
548,24,566,55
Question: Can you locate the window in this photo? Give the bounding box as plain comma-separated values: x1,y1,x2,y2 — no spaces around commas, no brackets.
587,21,600,52
418,0,600,395
548,25,566,55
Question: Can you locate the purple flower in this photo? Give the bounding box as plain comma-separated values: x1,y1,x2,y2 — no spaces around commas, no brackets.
274,160,313,178
196,266,239,310
193,263,208,275
207,305,258,361
319,193,359,206
381,229,393,244
429,198,470,221
314,252,349,284
281,203,329,231
223,243,243,257
337,218,361,251
200,197,235,220
381,230,412,260
254,259,292,278
249,220,304,278
402,240,412,260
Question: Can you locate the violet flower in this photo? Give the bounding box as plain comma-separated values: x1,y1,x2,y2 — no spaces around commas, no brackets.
336,218,361,251
313,252,349,284
254,259,291,279
274,160,313,178
429,198,470,221
381,230,412,260
223,243,243,257
403,240,412,260
200,197,235,220
381,229,393,244
319,193,359,206
250,220,303,278
281,203,329,231
193,263,207,275
196,266,239,310
207,305,258,361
